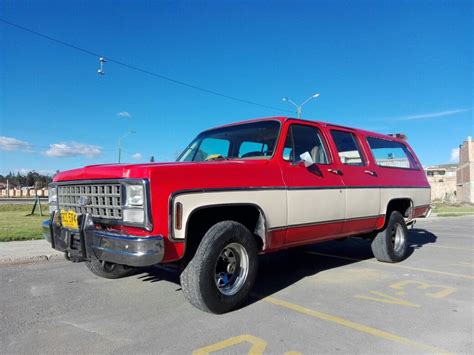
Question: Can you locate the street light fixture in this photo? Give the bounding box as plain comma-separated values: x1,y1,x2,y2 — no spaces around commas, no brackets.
282,93,320,118
118,130,136,163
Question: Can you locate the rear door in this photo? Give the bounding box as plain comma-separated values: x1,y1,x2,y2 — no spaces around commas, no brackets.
279,122,346,246
328,128,381,234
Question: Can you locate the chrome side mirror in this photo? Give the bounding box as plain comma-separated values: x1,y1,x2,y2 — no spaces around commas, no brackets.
299,151,314,167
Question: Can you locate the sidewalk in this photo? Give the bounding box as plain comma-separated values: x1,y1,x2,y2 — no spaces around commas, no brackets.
0,239,63,266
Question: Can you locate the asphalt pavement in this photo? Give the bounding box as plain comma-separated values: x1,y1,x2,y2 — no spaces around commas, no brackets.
0,216,472,354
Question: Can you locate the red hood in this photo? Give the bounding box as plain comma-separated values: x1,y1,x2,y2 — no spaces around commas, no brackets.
53,162,189,182
52,160,275,190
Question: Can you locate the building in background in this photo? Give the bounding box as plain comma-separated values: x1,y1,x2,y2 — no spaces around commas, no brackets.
425,164,457,202
457,136,474,203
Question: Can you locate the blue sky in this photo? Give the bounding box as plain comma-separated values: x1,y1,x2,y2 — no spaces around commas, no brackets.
0,0,472,175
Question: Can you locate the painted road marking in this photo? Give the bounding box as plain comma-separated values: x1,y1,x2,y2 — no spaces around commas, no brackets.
305,251,474,280
355,280,456,307
427,245,474,251
193,334,267,355
355,291,420,307
451,262,474,268
193,335,301,355
262,296,452,354
390,280,456,299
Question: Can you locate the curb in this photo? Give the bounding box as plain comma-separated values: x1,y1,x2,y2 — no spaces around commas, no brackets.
0,239,65,267
0,253,64,266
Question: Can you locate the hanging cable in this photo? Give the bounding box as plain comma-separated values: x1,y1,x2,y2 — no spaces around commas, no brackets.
0,18,293,113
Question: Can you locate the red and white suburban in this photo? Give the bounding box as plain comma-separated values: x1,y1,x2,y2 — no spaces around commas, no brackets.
44,117,431,313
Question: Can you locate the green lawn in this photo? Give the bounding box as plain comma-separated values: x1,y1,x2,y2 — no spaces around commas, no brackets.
432,203,474,217
0,204,49,241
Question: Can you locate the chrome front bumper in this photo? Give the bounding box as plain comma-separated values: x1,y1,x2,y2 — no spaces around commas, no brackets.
42,213,164,267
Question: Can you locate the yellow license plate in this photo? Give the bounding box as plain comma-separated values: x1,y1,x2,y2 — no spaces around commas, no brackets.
61,210,79,230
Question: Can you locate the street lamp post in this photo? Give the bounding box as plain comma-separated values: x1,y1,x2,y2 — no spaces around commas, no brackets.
282,93,320,118
118,130,136,163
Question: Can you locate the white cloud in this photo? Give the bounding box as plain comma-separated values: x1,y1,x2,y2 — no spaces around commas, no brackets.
396,108,470,121
450,148,460,163
0,136,31,152
45,142,102,158
132,153,143,161
117,111,132,118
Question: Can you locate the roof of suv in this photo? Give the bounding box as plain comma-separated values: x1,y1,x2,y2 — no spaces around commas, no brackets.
205,116,406,143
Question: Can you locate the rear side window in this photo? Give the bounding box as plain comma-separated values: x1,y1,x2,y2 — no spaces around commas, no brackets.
367,137,419,169
330,130,365,166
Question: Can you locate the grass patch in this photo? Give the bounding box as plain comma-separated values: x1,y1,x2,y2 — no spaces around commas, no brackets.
432,203,474,217
437,213,467,217
0,204,49,241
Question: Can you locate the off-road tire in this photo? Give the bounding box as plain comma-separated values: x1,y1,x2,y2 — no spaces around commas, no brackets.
180,221,258,314
85,259,135,279
371,211,409,263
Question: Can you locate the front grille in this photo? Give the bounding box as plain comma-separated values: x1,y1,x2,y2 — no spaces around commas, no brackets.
58,183,122,220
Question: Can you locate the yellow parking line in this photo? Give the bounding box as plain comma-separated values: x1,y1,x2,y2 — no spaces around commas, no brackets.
305,251,474,280
451,262,474,268
263,296,453,354
428,245,474,251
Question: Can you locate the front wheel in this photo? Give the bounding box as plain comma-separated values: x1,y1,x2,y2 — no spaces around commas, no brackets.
180,221,258,314
85,259,135,279
371,211,409,263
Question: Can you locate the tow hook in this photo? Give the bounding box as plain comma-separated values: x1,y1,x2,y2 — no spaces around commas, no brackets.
64,252,85,263
406,219,416,229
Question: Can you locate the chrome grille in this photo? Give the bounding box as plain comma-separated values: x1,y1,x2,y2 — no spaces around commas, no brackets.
58,183,122,220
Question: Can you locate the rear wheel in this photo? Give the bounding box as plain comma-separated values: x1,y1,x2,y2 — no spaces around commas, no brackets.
85,259,135,279
180,221,258,314
371,211,409,263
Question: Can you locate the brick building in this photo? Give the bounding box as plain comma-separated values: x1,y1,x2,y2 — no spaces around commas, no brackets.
456,136,474,203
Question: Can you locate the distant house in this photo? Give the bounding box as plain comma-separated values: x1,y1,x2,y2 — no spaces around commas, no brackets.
425,164,457,202
457,136,474,203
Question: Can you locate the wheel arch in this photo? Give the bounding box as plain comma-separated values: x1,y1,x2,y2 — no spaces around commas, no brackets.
376,197,414,229
181,203,268,262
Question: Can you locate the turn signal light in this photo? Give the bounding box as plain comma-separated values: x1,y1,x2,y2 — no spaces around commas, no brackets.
175,202,183,230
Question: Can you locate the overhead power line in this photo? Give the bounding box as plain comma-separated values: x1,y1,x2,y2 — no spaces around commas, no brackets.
0,18,293,114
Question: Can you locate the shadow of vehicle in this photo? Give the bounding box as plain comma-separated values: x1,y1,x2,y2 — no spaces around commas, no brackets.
134,228,438,310
408,228,438,249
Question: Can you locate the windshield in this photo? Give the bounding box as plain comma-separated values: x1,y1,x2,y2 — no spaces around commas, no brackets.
177,121,281,162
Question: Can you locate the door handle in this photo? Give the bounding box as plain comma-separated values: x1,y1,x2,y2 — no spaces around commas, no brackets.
364,170,377,176
327,168,342,175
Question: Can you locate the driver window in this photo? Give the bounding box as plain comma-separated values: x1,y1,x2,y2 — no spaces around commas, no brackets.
283,124,329,164
195,138,230,161
239,141,269,159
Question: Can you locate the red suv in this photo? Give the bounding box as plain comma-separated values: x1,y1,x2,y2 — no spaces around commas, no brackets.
44,117,431,313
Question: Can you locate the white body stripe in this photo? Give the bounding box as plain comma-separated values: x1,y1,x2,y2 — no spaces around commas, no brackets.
172,187,430,240
173,190,287,240
379,188,431,214
287,189,345,226
345,188,381,219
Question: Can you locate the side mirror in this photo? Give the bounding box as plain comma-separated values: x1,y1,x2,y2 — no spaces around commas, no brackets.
299,151,314,167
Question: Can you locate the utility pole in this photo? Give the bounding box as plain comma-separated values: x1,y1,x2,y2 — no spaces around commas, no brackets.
282,93,320,118
118,130,136,163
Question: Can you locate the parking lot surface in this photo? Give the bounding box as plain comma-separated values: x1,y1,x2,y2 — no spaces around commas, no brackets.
1,216,472,354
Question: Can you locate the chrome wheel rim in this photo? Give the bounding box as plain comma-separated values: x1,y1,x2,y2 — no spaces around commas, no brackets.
214,243,249,296
391,222,405,255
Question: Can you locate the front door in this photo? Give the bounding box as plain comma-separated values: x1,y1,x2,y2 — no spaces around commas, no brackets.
279,122,346,246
